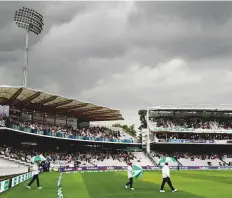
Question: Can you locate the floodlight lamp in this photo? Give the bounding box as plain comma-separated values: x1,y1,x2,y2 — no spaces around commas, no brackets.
14,7,44,87
14,7,44,34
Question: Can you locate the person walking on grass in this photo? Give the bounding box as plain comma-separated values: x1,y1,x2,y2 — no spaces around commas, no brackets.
160,163,177,193
125,162,134,190
27,161,42,189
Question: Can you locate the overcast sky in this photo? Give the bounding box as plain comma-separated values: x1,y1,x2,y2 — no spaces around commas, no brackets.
1,1,232,128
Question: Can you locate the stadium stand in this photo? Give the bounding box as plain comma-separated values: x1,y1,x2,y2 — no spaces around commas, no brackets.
222,155,232,165
0,86,139,145
98,125,136,140
150,151,225,166
0,146,154,170
150,116,232,131
0,159,28,176
3,88,232,180
0,147,29,176
0,117,138,143
156,133,232,142
145,106,232,168
3,141,232,169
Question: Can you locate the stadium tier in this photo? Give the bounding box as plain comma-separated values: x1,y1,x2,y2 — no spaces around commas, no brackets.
0,147,153,170
0,86,139,144
0,86,123,121
0,85,141,178
146,105,232,144
140,105,232,166
2,98,232,197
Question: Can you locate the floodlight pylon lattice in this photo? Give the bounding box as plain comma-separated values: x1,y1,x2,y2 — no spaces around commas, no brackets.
14,7,44,88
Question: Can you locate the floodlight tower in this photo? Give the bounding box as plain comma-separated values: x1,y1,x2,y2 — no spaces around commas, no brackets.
14,7,44,87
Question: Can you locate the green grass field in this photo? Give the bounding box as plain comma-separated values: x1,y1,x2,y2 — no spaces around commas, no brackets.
2,170,232,198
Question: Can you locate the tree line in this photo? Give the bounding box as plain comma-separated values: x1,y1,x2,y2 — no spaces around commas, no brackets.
112,109,147,142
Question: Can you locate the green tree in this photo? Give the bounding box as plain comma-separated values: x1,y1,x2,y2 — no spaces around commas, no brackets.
112,123,136,137
138,109,147,129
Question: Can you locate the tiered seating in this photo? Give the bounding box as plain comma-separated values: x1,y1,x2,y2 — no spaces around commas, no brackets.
50,160,75,168
92,158,126,166
0,158,28,176
223,158,232,164
131,152,154,166
0,117,138,143
151,151,223,166
150,151,179,166
1,147,31,163
32,149,155,167
149,116,232,130
221,155,232,165
178,158,220,166
2,146,153,168
78,152,153,167
156,133,232,142
105,126,136,140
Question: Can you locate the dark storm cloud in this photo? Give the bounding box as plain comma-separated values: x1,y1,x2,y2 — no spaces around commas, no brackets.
1,1,232,126
132,2,232,25
0,1,100,87
1,1,232,85
127,2,232,61
0,2,93,53
0,2,44,52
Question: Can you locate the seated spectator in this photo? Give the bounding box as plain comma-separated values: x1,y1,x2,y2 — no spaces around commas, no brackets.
1,117,136,142
150,115,232,131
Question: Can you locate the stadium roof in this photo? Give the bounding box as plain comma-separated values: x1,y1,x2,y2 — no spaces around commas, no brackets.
149,104,232,112
0,86,123,121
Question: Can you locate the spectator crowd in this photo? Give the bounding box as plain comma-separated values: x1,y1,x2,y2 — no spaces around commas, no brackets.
0,146,136,166
0,116,135,142
150,151,232,166
2,146,232,167
156,133,232,141
151,151,219,161
151,116,232,130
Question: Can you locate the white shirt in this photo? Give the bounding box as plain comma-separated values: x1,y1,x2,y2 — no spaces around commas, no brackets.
162,165,170,178
32,163,40,175
127,165,133,178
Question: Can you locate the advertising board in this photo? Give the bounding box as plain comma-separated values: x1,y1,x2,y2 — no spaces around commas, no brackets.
59,166,232,172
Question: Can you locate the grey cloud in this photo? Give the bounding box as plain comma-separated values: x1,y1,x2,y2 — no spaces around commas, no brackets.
126,2,232,62
132,2,232,25
1,2,232,126
0,2,92,53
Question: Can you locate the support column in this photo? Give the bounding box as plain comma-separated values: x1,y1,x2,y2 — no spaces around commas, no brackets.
146,128,151,153
31,111,34,122
54,114,56,125
43,113,45,124
23,29,30,87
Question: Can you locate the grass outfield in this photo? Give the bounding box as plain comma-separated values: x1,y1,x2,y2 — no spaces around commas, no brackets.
2,170,232,198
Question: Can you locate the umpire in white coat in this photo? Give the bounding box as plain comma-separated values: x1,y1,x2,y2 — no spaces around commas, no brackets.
27,161,42,189
125,162,134,190
160,163,177,192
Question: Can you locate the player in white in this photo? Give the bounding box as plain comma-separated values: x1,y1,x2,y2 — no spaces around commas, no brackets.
160,163,177,192
27,161,42,189
125,162,134,190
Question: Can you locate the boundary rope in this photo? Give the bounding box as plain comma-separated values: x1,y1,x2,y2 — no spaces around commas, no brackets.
57,173,64,198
